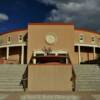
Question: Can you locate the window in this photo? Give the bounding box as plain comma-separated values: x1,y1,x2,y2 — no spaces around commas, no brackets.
18,35,23,43
91,36,95,44
7,36,11,44
79,34,84,43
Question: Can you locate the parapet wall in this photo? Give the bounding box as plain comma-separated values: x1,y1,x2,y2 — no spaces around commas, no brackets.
28,64,72,92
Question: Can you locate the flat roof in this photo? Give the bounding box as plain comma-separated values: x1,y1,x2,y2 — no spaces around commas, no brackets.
0,28,27,35
75,28,99,34
28,22,74,25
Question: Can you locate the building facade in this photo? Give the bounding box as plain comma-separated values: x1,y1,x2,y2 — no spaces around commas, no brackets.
0,23,100,91
0,23,99,65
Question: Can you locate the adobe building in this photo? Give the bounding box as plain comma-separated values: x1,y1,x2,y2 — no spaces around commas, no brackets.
0,22,100,91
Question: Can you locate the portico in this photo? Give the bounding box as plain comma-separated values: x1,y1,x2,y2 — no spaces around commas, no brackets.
75,43,100,64
32,50,69,64
0,43,26,64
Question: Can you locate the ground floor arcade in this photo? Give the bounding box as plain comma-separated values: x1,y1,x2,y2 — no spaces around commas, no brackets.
0,43,27,64
75,43,100,64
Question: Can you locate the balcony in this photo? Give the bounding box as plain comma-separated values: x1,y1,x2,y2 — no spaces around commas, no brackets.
0,40,27,48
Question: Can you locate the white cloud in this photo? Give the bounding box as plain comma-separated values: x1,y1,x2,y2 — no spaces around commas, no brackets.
0,13,9,22
38,0,100,32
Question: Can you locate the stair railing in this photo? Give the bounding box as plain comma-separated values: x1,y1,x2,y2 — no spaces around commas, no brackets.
20,66,28,91
67,54,76,91
20,78,28,91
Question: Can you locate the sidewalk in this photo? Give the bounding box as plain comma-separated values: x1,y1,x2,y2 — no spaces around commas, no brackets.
0,91,98,100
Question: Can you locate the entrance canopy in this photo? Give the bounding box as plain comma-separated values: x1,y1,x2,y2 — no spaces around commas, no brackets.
32,50,69,64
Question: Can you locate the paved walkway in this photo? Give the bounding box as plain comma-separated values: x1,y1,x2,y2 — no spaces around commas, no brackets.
0,92,99,100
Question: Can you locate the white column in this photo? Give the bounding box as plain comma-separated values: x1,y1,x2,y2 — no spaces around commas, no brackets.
6,47,9,59
21,45,24,64
33,53,36,64
33,59,36,64
55,53,58,56
78,45,81,64
93,46,96,59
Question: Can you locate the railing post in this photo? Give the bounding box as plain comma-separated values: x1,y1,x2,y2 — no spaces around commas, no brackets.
93,46,96,59
78,45,81,64
21,45,24,64
6,46,9,60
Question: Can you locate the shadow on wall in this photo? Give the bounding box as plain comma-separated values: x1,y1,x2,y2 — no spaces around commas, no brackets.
23,33,28,42
81,54,100,66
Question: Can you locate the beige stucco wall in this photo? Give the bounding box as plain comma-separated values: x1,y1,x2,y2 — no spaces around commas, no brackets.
28,64,72,91
0,29,27,45
0,29,27,64
75,29,100,45
74,29,100,63
0,23,99,64
27,24,76,64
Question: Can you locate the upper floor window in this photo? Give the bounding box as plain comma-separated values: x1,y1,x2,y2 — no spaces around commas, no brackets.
79,34,84,43
91,36,95,44
18,35,23,43
7,36,11,44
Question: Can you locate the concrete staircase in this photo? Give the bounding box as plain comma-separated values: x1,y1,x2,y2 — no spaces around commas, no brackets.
21,95,80,100
0,64,27,91
74,64,100,91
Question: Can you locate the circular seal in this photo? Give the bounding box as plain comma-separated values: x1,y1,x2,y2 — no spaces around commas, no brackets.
46,34,56,44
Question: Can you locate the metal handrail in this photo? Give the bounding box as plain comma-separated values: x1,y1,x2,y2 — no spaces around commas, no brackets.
67,54,76,91
20,77,28,91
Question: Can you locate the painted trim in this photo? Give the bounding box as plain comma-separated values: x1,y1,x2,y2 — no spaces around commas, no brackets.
0,42,26,48
33,50,68,56
74,43,100,48
29,22,74,25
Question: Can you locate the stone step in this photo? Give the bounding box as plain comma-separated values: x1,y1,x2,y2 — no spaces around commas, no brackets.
77,77,100,80
0,64,27,92
0,70,25,72
76,75,100,77
76,89,100,91
0,77,24,81
0,64,27,66
75,71,100,73
0,77,23,79
75,66,99,68
76,72,100,74
0,88,23,92
0,82,21,86
0,73,25,75
76,87,100,90
21,95,80,100
76,76,100,78
75,67,99,69
0,85,23,88
76,80,100,83
76,85,100,89
75,69,99,71
0,69,25,71
0,69,26,72
0,74,24,77
76,77,100,80
74,68,99,70
76,83,100,86
74,64,100,91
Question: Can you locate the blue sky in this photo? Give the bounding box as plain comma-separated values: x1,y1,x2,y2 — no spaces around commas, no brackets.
0,0,100,33
0,0,55,32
